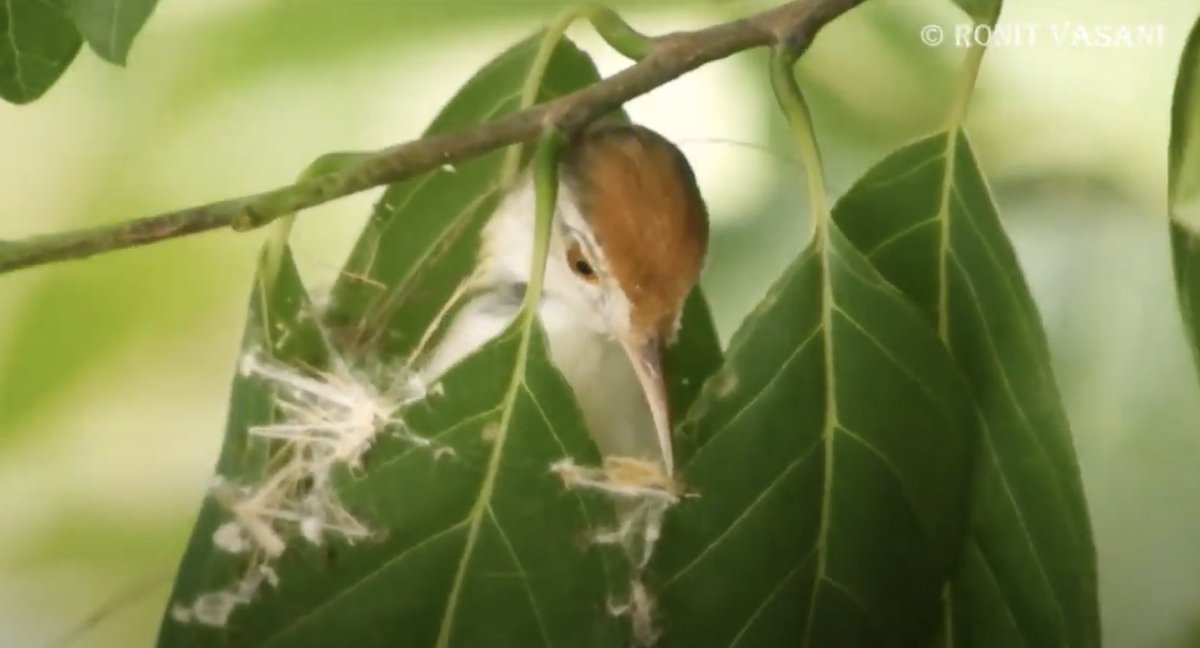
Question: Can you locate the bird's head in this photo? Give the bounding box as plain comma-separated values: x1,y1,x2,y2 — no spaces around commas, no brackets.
543,122,709,473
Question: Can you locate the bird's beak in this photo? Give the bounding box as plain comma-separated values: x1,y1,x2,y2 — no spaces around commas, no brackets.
620,334,674,475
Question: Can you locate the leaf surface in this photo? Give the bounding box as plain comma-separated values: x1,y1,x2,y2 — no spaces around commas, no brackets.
157,242,333,643
0,0,81,103
162,320,624,646
656,223,977,646
161,34,649,647
666,288,723,452
64,0,159,64
833,131,1100,647
1169,15,1200,377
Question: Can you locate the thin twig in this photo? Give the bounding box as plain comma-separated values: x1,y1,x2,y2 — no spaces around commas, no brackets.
0,0,865,275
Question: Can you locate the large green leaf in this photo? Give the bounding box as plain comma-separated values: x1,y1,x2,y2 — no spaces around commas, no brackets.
160,32,684,646
160,301,625,646
655,222,977,646
65,0,159,65
833,131,1100,646
666,288,723,445
1169,14,1200,377
0,0,82,103
157,240,333,642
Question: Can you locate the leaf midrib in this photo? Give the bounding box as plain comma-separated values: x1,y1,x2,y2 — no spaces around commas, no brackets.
925,33,1088,641
800,227,839,646
433,325,531,648
106,0,122,59
4,0,27,96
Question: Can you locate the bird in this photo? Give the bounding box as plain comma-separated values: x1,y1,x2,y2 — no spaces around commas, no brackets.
419,121,709,476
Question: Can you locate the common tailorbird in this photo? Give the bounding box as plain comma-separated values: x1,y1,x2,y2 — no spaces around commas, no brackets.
422,122,709,475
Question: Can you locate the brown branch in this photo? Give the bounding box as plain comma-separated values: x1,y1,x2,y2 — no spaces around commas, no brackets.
0,0,865,275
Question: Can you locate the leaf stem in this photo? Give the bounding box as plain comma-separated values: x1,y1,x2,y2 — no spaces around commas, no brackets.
434,128,564,648
770,43,842,648
945,42,987,132
934,9,999,341
584,4,653,61
523,128,568,324
500,5,651,182
499,11,582,184
260,152,368,287
768,45,830,241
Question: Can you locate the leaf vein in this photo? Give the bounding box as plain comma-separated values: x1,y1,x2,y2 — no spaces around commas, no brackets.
690,323,822,457
258,519,469,647
663,437,823,588
949,251,1086,543
821,576,872,630
950,186,1043,332
367,406,499,476
966,536,1035,646
835,424,932,541
487,505,553,648
864,215,939,257
951,254,1073,632
858,148,944,192
802,235,840,647
108,0,122,59
726,544,817,648
4,0,26,96
831,306,947,413
518,382,612,593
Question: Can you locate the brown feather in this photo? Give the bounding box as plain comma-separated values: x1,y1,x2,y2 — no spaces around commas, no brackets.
562,123,709,341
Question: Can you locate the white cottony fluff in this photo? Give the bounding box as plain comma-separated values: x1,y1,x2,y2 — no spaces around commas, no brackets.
172,350,435,628
552,456,684,646
170,562,278,628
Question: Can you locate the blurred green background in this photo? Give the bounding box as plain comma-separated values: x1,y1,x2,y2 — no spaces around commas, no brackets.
0,0,1196,646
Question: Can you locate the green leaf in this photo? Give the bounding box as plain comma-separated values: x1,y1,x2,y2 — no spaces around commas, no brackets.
832,131,1100,646
161,33,644,646
322,33,600,361
64,0,158,65
159,315,624,646
665,288,723,456
157,242,333,642
655,224,977,646
0,0,82,104
1169,15,1200,377
162,170,625,648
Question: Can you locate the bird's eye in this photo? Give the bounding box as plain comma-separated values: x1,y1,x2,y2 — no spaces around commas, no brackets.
567,243,597,282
